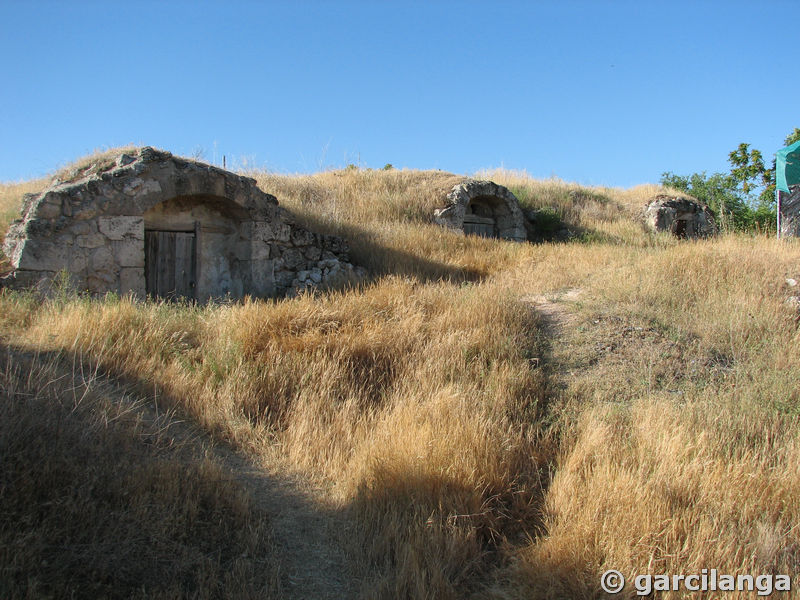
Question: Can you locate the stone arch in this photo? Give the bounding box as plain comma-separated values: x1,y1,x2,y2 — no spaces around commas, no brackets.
642,195,716,239
433,180,526,241
2,147,364,299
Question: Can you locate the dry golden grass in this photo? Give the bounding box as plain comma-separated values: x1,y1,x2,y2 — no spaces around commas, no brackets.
0,345,279,599
2,150,799,598
485,234,800,599
50,145,140,184
254,168,465,227
0,276,553,598
1,145,141,230
502,397,800,599
478,168,685,220
252,168,532,281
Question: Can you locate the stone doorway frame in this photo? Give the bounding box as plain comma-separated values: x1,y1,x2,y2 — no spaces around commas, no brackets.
433,180,527,241
463,199,496,237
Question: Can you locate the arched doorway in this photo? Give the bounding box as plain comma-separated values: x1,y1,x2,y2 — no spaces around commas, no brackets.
143,195,246,300
672,219,689,239
433,181,527,241
463,199,496,237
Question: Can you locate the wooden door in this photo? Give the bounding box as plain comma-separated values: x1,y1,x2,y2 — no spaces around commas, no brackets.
463,214,495,238
144,231,197,300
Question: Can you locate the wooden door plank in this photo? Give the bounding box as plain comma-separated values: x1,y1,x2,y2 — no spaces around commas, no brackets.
194,221,201,299
158,232,176,298
145,231,157,297
175,233,194,298
189,232,197,298
174,233,187,297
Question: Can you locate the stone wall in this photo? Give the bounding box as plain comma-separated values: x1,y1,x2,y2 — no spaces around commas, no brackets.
433,180,527,241
642,195,716,238
2,147,363,299
778,187,800,237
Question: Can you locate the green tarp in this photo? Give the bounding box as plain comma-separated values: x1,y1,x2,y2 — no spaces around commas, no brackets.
776,140,800,193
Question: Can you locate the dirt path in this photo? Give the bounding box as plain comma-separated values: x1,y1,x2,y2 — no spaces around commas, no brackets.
144,402,359,599
7,288,585,600
211,447,358,600
523,287,583,335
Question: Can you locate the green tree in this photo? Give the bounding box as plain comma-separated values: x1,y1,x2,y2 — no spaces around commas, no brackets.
728,143,767,197
660,170,751,231
784,128,800,146
660,127,800,233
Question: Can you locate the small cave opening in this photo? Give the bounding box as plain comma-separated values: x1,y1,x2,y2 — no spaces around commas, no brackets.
672,219,688,239
433,181,527,242
463,198,498,238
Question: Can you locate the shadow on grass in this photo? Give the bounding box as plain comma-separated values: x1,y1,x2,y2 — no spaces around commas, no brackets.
0,300,601,599
284,211,489,285
0,343,284,599
525,218,629,247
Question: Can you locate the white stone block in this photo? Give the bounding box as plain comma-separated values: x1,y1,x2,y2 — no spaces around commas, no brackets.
119,267,145,297
274,223,291,242
76,233,107,248
253,222,274,241
114,239,145,268
249,259,275,297
98,216,144,241
250,240,270,261
15,239,68,272
122,178,162,196
89,245,115,273
37,197,63,220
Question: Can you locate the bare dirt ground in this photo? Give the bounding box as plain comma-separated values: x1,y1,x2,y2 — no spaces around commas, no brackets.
213,448,358,600
523,288,583,335
135,399,358,599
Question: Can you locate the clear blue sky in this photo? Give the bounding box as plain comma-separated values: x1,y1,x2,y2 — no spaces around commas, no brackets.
2,0,798,187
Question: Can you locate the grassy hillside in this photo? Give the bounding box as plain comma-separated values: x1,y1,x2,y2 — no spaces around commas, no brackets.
2,151,799,598
0,346,280,599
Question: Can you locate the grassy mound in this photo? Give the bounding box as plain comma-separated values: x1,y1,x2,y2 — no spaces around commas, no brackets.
3,149,799,598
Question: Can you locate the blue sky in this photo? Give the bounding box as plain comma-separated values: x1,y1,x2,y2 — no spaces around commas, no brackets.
1,1,797,187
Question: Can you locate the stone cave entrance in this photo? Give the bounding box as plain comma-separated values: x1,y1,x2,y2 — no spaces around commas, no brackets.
143,194,247,301
463,199,497,238
643,195,716,240
2,147,366,300
672,219,689,239
433,180,527,242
